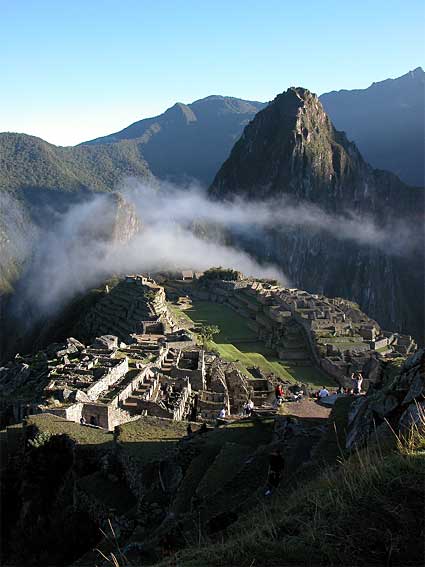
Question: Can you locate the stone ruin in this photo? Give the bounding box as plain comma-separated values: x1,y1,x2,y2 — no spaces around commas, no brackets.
0,273,265,430
192,276,418,389
1,271,418,430
80,275,177,344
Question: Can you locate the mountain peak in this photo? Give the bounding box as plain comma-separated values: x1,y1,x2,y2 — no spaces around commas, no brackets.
408,66,424,78
81,95,266,185
208,85,382,205
164,102,197,123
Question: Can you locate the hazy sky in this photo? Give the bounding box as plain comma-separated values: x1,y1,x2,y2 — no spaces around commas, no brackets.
1,0,424,146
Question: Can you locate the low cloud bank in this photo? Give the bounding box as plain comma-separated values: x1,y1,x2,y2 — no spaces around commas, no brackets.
3,180,420,324
129,183,419,255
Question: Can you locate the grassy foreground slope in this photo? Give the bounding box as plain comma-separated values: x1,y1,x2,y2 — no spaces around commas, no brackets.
172,299,333,389
158,402,425,567
161,444,424,566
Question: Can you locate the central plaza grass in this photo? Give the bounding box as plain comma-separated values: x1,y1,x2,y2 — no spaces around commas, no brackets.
173,300,334,388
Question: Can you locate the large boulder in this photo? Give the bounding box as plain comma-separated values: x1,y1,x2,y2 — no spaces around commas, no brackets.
66,337,85,351
402,373,425,405
399,401,425,432
93,335,118,350
346,349,424,450
362,355,382,384
0,363,32,395
47,337,85,359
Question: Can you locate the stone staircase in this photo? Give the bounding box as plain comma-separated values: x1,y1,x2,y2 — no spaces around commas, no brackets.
121,375,160,413
160,350,178,374
195,442,252,499
201,443,270,523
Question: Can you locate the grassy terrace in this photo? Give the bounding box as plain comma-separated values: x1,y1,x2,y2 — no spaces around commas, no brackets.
117,416,190,465
172,300,334,388
27,413,114,446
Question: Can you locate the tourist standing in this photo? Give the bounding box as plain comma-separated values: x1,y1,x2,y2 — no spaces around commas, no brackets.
355,372,363,394
351,372,357,393
245,399,254,416
275,384,284,400
216,407,226,427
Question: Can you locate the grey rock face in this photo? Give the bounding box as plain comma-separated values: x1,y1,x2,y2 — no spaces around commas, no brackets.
0,363,32,396
93,335,119,350
346,349,424,450
399,401,425,432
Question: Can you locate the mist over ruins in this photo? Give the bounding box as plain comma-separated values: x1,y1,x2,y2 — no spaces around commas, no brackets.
0,4,424,566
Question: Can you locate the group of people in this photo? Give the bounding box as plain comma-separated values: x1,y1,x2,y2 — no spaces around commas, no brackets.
314,371,364,401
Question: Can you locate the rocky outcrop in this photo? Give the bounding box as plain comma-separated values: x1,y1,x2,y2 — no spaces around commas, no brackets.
209,88,424,341
346,349,424,450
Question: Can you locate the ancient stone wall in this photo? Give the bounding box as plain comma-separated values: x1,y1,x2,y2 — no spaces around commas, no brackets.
86,358,129,400
44,402,83,422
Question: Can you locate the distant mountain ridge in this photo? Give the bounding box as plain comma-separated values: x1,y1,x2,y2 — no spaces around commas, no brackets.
0,132,153,195
209,87,424,341
320,67,425,186
82,95,266,185
80,68,424,186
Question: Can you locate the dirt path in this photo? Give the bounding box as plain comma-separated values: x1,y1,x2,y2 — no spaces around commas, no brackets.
279,399,332,419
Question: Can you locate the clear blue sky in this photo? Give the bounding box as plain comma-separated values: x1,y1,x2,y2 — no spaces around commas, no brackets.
1,0,424,146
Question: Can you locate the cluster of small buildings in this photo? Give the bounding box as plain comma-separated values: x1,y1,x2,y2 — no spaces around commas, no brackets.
0,275,272,430
10,333,270,429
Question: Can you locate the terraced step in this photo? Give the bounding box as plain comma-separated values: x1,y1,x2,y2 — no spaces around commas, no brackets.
76,470,135,516
171,444,221,515
196,442,252,499
202,444,270,521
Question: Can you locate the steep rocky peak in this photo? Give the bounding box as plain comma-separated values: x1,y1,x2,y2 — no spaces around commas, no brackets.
209,86,366,206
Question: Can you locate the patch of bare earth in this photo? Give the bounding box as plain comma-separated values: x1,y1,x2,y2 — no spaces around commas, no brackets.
280,399,332,419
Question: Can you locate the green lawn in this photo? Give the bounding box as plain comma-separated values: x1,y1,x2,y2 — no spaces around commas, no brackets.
173,300,334,388
185,301,257,341
27,413,114,446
